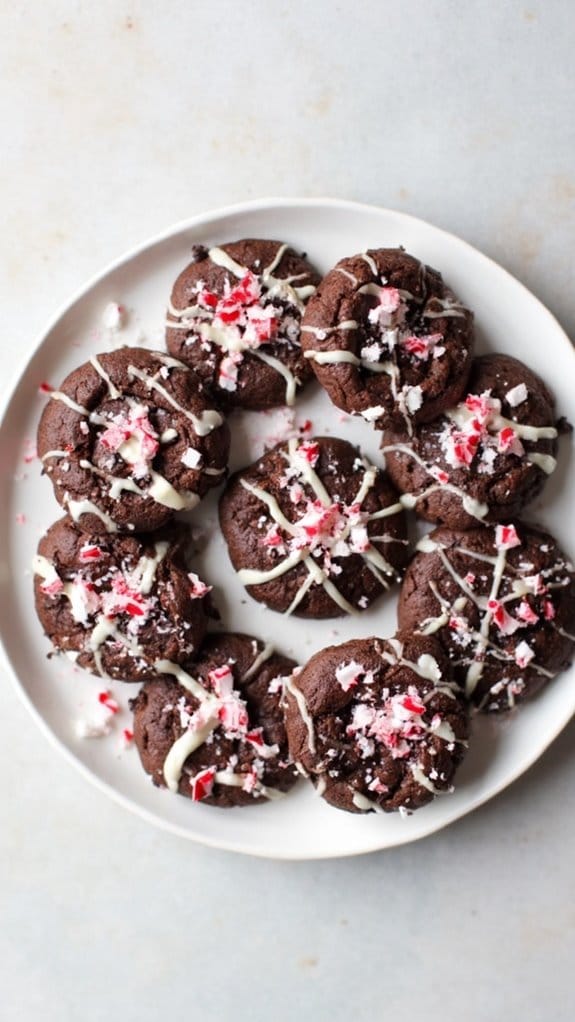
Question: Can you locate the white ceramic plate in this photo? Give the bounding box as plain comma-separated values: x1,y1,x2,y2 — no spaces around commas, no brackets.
1,198,573,859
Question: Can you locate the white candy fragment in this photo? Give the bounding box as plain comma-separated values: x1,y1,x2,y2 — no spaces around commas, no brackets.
102,302,126,331
181,447,202,469
75,717,112,739
506,383,528,407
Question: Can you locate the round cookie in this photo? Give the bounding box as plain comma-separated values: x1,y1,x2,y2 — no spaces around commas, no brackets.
165,239,320,409
398,523,575,711
301,247,474,430
130,633,298,807
283,632,469,814
33,516,209,681
219,436,409,618
382,354,559,530
37,347,230,534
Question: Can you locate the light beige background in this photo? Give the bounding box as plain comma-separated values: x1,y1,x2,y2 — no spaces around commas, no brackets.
1,3,574,1020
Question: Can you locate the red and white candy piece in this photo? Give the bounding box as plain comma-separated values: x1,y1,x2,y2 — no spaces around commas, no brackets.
335,660,365,692
495,524,521,550
190,766,216,802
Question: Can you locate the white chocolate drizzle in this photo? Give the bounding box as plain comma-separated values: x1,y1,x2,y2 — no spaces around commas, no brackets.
241,641,275,681
126,361,222,436
285,674,316,754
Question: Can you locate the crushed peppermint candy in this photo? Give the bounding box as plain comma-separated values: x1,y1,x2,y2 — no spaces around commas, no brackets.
368,286,402,326
100,404,159,476
488,599,521,635
98,690,120,713
495,524,521,550
440,389,530,474
79,543,103,563
401,333,444,360
515,640,535,668
190,767,216,802
506,383,528,407
347,686,429,760
516,600,539,625
188,572,212,599
297,439,320,466
335,660,365,692
102,302,126,331
218,351,242,392
181,447,202,469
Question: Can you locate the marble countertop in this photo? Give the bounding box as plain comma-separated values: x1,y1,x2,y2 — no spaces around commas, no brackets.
2,3,574,1020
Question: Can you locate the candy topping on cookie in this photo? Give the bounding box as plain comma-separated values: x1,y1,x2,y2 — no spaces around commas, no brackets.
131,635,299,806
382,355,560,529
283,633,469,814
399,523,575,711
166,240,319,408
220,436,408,617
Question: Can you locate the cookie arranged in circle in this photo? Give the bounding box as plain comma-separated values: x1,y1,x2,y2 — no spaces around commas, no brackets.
382,354,559,530
301,247,474,430
38,347,230,534
283,631,469,814
219,436,409,618
398,523,575,711
130,632,298,807
165,239,320,409
33,516,210,681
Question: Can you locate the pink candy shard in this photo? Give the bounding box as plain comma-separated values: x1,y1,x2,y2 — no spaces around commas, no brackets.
488,599,521,635
218,697,249,735
98,690,119,713
208,665,234,698
335,660,365,692
188,571,212,598
401,332,443,359
40,576,64,596
495,524,521,550
543,599,556,620
79,544,103,562
497,427,524,457
515,640,535,668
516,600,539,625
100,405,159,474
190,767,216,801
103,575,150,619
218,352,242,392
298,439,320,466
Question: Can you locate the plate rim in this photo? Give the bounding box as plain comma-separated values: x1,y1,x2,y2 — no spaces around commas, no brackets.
1,195,573,860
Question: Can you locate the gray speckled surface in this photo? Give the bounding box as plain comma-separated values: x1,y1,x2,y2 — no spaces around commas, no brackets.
1,3,574,1020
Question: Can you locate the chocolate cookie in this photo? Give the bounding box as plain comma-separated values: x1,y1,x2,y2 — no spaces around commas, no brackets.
219,436,409,618
283,632,469,814
38,348,230,534
33,516,209,681
131,633,298,807
382,354,559,529
165,239,320,409
398,523,575,711
300,247,474,430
